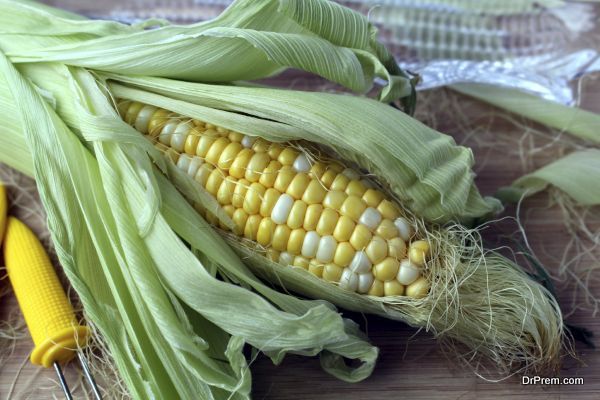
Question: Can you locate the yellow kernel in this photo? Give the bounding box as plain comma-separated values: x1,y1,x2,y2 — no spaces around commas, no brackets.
196,135,217,158
252,138,270,153
333,242,355,267
373,257,400,281
323,190,347,211
376,219,399,240
292,256,310,270
316,208,339,236
362,189,385,208
286,173,311,200
406,276,430,298
330,174,350,192
308,261,324,278
273,165,296,192
409,240,430,266
384,280,405,296
303,204,323,231
205,168,225,195
147,109,169,136
349,224,372,250
368,280,384,296
244,214,262,241
322,263,344,282
216,177,237,205
320,170,337,189
205,137,230,165
272,225,291,252
205,211,219,226
377,200,400,220
232,179,250,209
228,131,244,142
266,248,280,262
194,163,214,187
267,143,284,159
219,205,235,230
333,215,356,242
287,200,307,230
302,179,327,205
309,162,327,179
125,102,143,125
218,142,243,170
260,188,281,217
232,208,248,235
259,160,282,188
340,195,367,222
193,119,206,129
388,237,407,259
287,228,306,255
278,147,299,166
245,152,271,182
184,133,200,155
345,180,367,197
256,218,276,247
365,236,388,264
328,163,344,173
229,148,254,179
243,183,266,215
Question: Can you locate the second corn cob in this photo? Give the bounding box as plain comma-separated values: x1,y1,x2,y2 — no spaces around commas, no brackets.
119,101,431,299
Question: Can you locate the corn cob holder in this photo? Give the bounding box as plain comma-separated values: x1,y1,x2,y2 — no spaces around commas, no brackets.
0,0,567,397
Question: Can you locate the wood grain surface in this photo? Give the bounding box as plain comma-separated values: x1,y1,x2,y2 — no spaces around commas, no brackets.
1,1,599,399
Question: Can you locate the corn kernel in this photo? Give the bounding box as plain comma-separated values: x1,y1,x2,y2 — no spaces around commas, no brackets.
357,272,374,293
272,225,291,252
365,236,388,264
287,228,306,255
397,259,420,285
345,180,367,197
394,217,413,241
196,135,217,158
330,174,350,191
205,137,230,165
384,280,405,296
257,218,276,247
316,208,339,236
293,153,311,173
340,195,367,222
316,235,337,263
376,218,399,240
244,214,262,241
267,143,284,159
301,231,321,258
260,188,281,217
333,215,355,242
287,200,307,229
286,173,311,200
232,179,250,208
219,205,235,230
278,147,299,166
228,131,244,142
125,102,143,125
333,242,355,267
216,177,237,205
148,109,169,136
266,248,280,262
409,240,430,266
309,162,327,179
368,280,384,296
271,193,294,225
231,208,248,235
216,126,229,135
322,263,343,282
388,237,407,259
259,160,282,188
273,165,295,192
323,190,347,211
373,257,400,281
303,204,323,231
229,148,254,179
320,170,337,188
205,168,225,195
406,276,430,299
252,138,270,153
243,182,266,215
302,179,327,205
218,142,243,170
349,224,372,250
377,199,400,220
245,152,271,182
308,261,324,278
184,133,200,155
292,256,309,270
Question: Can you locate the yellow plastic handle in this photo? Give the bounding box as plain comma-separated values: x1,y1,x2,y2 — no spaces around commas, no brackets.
3,217,89,368
0,183,7,244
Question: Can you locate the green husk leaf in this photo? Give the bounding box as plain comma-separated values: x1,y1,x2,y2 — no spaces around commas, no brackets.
451,83,600,144
496,149,600,205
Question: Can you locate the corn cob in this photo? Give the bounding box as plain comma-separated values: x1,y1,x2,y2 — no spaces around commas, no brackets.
119,101,431,298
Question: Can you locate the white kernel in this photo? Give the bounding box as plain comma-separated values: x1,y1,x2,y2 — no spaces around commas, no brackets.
316,235,336,263
301,231,321,258
176,153,192,172
279,251,294,266
271,194,294,224
349,251,372,274
397,259,420,285
187,157,204,176
159,120,178,145
171,121,191,152
339,269,359,292
292,153,311,173
359,207,382,231
357,273,374,294
134,105,157,134
241,135,256,148
394,217,413,241
342,168,360,180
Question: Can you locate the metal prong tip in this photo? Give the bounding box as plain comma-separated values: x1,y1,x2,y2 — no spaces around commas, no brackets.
52,353,103,400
